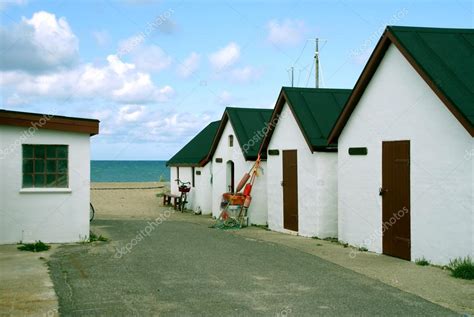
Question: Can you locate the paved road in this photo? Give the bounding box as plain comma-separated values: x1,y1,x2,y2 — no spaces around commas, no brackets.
48,219,456,316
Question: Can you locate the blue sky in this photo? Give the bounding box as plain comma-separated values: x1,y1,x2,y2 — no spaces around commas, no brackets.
1,0,472,160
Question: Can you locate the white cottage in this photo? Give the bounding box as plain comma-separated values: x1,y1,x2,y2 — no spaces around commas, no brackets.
328,26,474,265
167,121,220,214
0,109,99,244
207,107,272,225
259,87,351,238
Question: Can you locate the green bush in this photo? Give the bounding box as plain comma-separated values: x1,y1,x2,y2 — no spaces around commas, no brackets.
18,241,51,252
415,257,430,266
448,256,474,280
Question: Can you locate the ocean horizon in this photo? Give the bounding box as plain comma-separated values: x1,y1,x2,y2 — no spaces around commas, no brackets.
91,160,170,183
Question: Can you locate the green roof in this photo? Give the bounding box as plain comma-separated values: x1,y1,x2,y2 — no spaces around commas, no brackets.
207,107,273,161
388,26,474,127
282,87,352,149
167,120,220,166
226,107,273,159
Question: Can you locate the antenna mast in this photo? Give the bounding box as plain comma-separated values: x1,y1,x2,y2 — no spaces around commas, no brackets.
315,38,319,88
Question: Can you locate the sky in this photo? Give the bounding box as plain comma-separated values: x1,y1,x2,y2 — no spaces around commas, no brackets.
1,0,472,160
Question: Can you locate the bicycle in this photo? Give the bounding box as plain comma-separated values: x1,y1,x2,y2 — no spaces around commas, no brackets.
90,203,95,222
175,179,191,212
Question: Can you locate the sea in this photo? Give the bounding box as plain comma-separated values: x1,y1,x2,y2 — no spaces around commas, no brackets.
91,161,170,183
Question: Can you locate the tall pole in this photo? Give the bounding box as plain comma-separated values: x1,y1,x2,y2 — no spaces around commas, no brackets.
315,38,319,88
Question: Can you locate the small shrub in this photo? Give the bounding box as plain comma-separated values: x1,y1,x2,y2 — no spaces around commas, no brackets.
311,236,320,240
448,256,474,280
358,247,368,252
18,241,51,252
323,237,339,243
415,257,430,266
89,232,108,242
316,243,323,247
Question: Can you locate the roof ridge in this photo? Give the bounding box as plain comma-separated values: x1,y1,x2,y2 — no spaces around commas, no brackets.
388,25,474,33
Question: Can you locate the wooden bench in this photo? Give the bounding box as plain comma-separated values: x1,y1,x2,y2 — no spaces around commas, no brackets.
162,193,182,210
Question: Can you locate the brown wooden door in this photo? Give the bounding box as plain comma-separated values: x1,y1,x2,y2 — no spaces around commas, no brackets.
382,141,411,260
283,150,298,231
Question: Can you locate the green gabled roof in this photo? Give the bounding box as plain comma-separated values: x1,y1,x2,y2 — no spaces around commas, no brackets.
329,26,474,143
167,120,220,167
226,107,273,159
388,26,474,127
206,107,273,161
282,87,351,149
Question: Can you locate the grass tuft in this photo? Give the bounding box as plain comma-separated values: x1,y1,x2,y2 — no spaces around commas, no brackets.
17,241,51,252
415,257,430,266
89,232,108,242
358,247,368,252
448,256,474,280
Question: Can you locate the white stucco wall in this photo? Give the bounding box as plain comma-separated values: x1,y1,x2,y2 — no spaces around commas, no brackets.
0,126,91,244
211,121,267,225
338,43,473,265
267,103,338,238
193,163,213,214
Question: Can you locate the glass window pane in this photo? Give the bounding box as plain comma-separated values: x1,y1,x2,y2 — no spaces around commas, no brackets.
46,160,57,173
57,174,68,187
58,160,68,173
35,159,45,173
46,146,57,158
34,145,45,158
35,174,45,187
23,174,33,188
57,146,68,159
46,174,57,187
23,145,34,158
23,159,34,173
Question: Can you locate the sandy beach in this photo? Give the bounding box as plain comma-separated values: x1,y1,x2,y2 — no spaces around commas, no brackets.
91,182,170,220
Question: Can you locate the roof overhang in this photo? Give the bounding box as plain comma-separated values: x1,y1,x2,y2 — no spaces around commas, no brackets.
0,109,100,136
328,27,474,143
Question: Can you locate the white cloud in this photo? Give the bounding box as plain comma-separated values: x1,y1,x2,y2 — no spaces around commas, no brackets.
177,52,200,78
131,45,173,73
1,54,175,104
0,0,27,11
266,19,307,46
143,111,213,143
0,11,79,73
92,30,110,47
209,42,240,70
118,105,146,123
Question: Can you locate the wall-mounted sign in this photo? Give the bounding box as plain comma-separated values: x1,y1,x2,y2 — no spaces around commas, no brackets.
268,149,279,156
215,158,223,163
348,147,368,155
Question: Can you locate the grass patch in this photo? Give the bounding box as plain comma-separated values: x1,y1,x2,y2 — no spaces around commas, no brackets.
358,247,368,252
89,232,108,242
415,257,430,266
17,241,51,252
448,256,474,280
316,243,323,246
311,236,320,240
